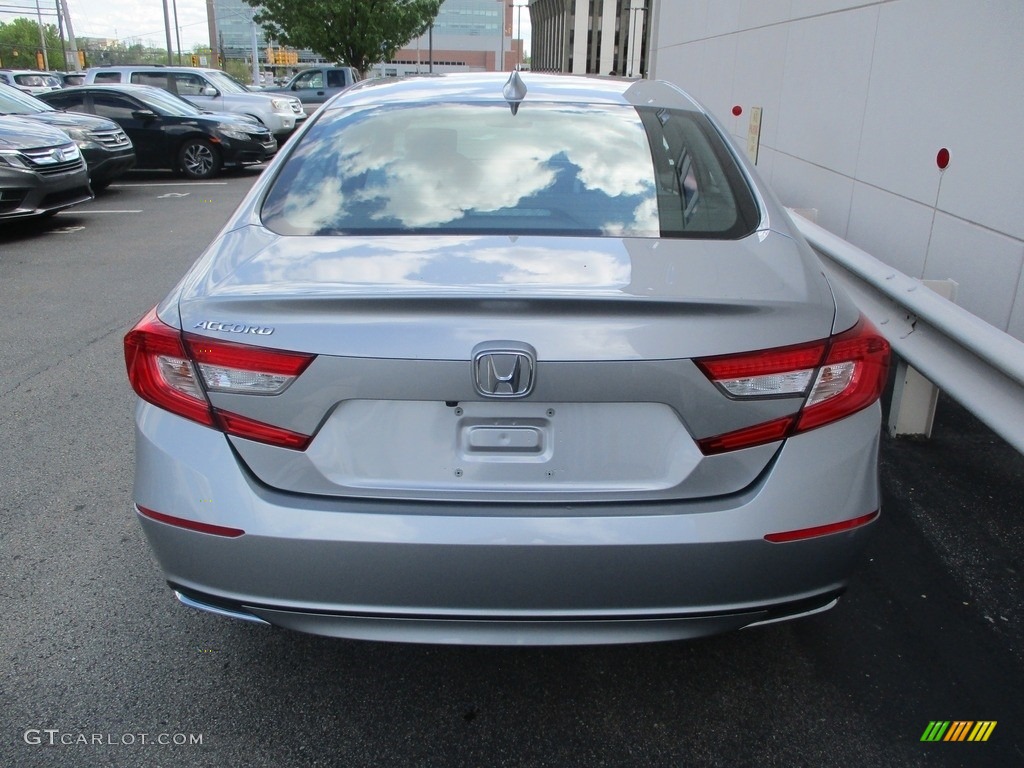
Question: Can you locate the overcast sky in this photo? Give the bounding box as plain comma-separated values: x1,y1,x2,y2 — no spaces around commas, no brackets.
3,1,530,56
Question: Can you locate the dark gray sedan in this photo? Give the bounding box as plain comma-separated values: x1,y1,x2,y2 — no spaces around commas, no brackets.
0,82,134,190
124,73,890,645
0,115,93,220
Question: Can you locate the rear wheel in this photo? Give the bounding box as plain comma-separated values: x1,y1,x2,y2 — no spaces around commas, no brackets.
178,138,221,180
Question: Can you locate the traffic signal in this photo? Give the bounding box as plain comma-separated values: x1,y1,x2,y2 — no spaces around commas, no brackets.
77,49,86,68
190,54,199,66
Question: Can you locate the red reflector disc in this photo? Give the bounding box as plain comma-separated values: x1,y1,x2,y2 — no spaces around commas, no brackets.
764,510,878,543
136,505,245,538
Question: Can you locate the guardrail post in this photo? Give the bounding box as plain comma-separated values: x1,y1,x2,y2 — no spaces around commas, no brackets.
887,279,958,439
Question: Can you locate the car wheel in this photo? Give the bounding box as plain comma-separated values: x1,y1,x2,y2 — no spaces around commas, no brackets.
178,138,222,180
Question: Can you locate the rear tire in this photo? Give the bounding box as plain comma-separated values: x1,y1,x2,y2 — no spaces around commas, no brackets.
178,138,221,180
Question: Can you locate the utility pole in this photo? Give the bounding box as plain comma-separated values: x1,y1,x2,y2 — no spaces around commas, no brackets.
161,0,173,64
172,0,183,64
55,0,67,70
34,0,50,69
58,0,78,71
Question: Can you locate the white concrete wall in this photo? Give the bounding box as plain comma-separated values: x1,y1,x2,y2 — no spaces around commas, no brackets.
649,0,1024,340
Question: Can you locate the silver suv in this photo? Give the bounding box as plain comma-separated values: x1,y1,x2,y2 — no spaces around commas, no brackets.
83,66,306,142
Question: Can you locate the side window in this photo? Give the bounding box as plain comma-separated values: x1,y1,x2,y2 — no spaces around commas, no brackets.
297,71,323,89
131,72,174,92
93,72,122,83
326,70,346,88
173,73,205,96
91,93,140,121
45,93,87,112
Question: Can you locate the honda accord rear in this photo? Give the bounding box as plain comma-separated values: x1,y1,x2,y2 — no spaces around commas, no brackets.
125,73,889,645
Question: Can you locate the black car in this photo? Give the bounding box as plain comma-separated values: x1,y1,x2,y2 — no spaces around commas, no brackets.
38,84,277,180
0,82,134,190
0,115,94,220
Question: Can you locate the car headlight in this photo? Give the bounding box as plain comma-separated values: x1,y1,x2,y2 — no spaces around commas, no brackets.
218,127,251,141
270,98,293,112
0,149,31,169
64,127,100,149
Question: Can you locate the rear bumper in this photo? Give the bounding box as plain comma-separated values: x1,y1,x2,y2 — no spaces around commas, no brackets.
171,584,843,645
132,401,882,645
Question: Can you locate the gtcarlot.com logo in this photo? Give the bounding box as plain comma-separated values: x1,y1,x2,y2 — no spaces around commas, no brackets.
24,729,203,747
920,721,997,742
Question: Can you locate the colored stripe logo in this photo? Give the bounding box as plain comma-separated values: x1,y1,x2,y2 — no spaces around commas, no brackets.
921,721,997,742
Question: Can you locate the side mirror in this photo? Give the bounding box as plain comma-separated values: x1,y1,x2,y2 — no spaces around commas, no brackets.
201,86,218,97
131,109,159,121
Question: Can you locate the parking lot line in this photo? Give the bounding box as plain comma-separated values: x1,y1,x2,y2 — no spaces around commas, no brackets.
111,182,229,188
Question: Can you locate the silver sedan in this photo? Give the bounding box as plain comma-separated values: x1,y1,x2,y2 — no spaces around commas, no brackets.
124,72,890,645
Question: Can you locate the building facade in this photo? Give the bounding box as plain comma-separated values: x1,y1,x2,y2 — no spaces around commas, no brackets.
373,0,521,77
529,0,650,77
208,0,523,75
649,0,1024,342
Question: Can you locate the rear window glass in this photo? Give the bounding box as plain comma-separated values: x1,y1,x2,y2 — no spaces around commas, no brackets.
261,102,759,239
92,72,122,83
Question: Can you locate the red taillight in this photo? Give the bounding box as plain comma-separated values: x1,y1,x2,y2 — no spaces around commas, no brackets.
124,307,316,449
124,307,216,427
696,317,890,454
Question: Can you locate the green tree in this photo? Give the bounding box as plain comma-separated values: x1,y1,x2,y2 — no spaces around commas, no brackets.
0,17,64,70
83,41,171,67
243,0,442,77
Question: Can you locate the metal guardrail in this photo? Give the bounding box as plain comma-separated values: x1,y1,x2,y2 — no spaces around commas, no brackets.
788,210,1024,455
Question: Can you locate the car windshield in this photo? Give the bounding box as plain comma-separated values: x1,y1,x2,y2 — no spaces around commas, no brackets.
204,71,249,94
14,74,49,87
0,85,52,113
261,102,759,239
133,87,205,117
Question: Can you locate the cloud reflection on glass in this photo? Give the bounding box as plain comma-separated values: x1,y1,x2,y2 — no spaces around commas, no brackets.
264,104,659,236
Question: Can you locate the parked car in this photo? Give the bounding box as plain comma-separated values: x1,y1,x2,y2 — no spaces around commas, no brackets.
83,66,306,142
124,72,890,645
261,66,360,114
38,84,276,180
0,115,93,220
0,83,134,190
0,69,62,95
52,71,87,87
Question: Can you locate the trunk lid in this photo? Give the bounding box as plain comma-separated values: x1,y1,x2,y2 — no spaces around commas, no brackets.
176,227,837,502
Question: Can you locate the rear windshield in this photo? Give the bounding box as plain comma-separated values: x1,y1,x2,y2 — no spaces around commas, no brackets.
261,102,759,239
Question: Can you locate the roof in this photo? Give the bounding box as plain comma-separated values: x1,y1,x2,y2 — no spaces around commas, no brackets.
333,72,704,112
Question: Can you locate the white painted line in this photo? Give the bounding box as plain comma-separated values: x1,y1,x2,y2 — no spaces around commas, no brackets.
57,209,143,214
111,182,228,188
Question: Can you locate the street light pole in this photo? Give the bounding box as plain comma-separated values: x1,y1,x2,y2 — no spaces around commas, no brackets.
628,2,647,78
496,0,504,71
515,1,523,69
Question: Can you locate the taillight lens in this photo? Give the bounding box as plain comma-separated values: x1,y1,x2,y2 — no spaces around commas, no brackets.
124,307,316,449
695,317,889,454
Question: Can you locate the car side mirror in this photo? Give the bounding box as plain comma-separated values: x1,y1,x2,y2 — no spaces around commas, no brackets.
201,86,218,97
132,109,159,120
